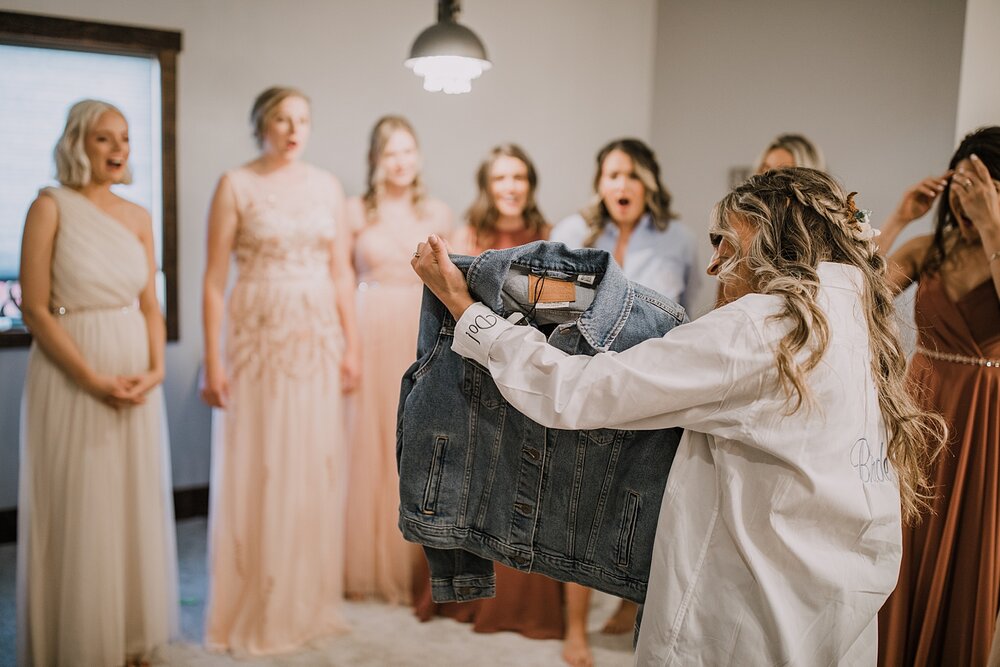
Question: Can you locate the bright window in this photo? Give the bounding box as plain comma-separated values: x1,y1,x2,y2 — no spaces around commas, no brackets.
0,11,181,345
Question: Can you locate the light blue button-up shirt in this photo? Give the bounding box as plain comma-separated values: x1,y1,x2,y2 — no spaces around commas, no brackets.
550,213,699,311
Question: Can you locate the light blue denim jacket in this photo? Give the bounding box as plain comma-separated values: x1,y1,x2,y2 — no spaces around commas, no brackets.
396,241,686,604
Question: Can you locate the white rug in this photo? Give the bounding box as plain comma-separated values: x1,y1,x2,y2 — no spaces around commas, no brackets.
160,519,634,666
159,596,633,666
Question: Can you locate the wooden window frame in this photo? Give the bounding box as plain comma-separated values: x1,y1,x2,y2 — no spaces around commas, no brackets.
0,10,182,346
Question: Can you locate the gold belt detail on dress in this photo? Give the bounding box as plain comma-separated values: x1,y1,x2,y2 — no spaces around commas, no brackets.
51,303,138,316
916,345,1000,368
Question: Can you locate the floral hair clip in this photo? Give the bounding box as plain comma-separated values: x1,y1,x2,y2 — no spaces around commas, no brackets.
854,208,880,241
845,191,879,241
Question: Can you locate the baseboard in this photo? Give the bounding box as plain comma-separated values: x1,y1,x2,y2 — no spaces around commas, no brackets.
173,485,210,520
0,507,14,545
0,484,210,544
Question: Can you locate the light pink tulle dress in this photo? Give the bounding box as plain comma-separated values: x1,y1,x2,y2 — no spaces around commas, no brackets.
205,164,348,655
344,199,450,603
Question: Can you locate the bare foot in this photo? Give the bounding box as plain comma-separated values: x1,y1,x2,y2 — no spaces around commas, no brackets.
345,591,366,601
562,629,594,667
601,600,638,634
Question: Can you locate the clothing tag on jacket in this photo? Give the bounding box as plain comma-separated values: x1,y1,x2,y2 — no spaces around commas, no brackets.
528,274,576,305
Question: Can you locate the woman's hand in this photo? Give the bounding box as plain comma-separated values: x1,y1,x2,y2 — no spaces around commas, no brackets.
955,155,1000,240
121,368,165,405
411,235,474,320
890,171,951,225
878,171,953,258
83,372,145,409
199,359,230,408
340,345,361,394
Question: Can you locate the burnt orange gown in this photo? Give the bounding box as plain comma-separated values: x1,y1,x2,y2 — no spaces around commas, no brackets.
879,273,1000,667
412,224,565,639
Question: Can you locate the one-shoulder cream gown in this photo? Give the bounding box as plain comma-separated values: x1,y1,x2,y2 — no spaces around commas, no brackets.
17,186,178,666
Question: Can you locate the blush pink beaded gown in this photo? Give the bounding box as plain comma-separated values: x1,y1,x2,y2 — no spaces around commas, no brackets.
205,164,349,655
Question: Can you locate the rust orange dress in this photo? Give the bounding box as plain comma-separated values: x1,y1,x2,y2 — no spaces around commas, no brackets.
412,224,565,639
879,273,1000,667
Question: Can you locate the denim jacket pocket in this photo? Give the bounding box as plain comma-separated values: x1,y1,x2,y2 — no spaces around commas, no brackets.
421,435,450,515
412,323,455,382
585,428,620,446
616,489,641,569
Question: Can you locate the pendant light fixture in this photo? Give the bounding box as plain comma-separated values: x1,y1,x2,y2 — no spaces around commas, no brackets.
404,0,491,95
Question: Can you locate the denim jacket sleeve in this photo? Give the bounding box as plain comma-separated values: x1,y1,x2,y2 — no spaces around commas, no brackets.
452,300,774,436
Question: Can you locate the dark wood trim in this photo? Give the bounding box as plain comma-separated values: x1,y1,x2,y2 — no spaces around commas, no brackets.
0,332,31,348
173,485,210,521
0,10,182,53
0,485,210,544
0,505,15,545
160,49,180,341
0,11,182,345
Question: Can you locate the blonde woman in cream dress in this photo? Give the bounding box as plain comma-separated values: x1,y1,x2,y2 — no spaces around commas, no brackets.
17,100,178,666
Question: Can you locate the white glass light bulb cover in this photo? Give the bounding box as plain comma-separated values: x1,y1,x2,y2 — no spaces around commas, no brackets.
405,55,491,95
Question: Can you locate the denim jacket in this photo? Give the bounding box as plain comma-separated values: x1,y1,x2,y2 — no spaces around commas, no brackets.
396,241,686,604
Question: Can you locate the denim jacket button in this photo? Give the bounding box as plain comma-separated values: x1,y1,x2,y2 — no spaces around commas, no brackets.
514,502,533,515
524,447,541,462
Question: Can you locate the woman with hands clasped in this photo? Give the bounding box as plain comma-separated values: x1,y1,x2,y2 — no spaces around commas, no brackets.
17,99,177,667
201,86,359,655
877,127,1000,667
412,167,945,665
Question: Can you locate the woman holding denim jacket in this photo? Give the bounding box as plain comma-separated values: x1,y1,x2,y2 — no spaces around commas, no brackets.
412,167,945,665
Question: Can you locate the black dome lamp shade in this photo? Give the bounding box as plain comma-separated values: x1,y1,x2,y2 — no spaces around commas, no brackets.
404,0,492,94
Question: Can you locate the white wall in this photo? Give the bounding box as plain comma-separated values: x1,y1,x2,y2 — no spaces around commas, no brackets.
955,0,1000,140
0,0,978,510
0,0,658,508
652,0,968,317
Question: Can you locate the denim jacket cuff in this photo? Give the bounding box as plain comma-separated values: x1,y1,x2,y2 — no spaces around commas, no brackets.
452,302,514,366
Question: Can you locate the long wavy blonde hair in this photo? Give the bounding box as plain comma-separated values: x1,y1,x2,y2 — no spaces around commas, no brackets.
711,167,946,523
362,115,426,223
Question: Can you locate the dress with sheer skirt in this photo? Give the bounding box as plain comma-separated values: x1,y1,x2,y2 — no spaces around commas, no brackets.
16,186,178,667
879,274,1000,666
343,208,450,603
205,165,348,655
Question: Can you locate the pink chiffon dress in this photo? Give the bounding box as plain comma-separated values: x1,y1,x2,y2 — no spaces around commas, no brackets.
344,204,451,603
